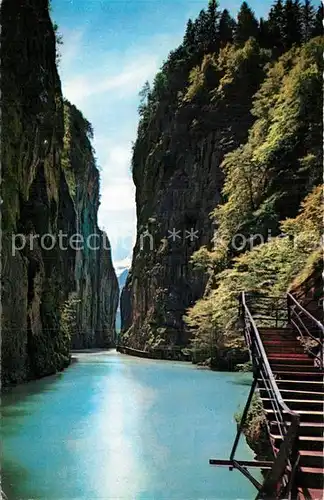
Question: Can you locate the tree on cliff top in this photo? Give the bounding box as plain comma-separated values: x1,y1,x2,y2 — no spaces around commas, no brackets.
183,19,196,52
312,3,323,37
301,0,316,41
268,0,285,52
235,2,259,45
193,1,222,54
206,0,221,51
218,9,236,45
284,0,303,47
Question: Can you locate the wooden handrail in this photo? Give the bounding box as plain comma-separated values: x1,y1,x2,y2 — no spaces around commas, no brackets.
242,293,299,419
241,292,300,498
211,292,302,498
287,292,324,333
287,292,323,369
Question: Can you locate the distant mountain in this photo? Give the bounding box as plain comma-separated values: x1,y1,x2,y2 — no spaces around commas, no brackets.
115,257,132,278
116,268,129,333
118,268,129,290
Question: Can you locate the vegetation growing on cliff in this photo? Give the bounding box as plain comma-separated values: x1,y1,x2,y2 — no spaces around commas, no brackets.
235,394,274,460
136,0,322,132
213,37,323,248
61,100,118,349
1,0,118,384
182,21,323,366
123,0,322,357
185,184,322,365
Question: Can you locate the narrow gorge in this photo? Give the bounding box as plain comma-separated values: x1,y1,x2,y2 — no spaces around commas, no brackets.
1,0,323,498
1,0,119,386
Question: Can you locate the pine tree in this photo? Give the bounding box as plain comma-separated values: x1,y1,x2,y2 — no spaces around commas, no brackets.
258,18,271,48
218,9,236,45
268,0,285,52
284,0,303,48
235,2,259,45
194,9,209,53
207,0,219,35
138,81,151,117
301,0,315,41
206,0,221,52
312,3,323,37
183,19,196,51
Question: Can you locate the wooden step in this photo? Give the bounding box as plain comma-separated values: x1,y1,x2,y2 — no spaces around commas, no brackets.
259,327,294,331
271,370,324,379
270,434,324,451
299,450,324,468
265,347,306,355
298,467,324,489
267,351,307,357
265,409,324,423
273,379,324,391
270,360,315,368
263,339,300,345
265,345,310,359
263,337,299,342
259,329,294,336
297,486,324,500
268,356,314,364
268,353,312,359
260,336,296,342
271,365,319,373
269,421,324,438
262,397,324,412
258,378,324,388
263,334,298,339
276,389,323,401
263,339,301,345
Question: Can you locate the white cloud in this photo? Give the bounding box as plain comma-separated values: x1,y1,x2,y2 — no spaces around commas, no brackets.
63,57,158,106
100,178,135,213
114,256,132,277
96,142,132,182
59,28,85,70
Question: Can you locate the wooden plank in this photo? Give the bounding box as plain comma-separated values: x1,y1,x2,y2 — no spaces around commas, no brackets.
233,460,263,490
209,459,273,470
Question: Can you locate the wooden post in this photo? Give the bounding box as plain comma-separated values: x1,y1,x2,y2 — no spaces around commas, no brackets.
230,372,258,463
287,294,291,325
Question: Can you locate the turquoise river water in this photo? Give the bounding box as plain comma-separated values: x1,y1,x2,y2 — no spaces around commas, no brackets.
2,350,261,499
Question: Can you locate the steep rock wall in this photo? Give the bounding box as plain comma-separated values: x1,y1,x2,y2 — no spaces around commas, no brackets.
62,103,119,348
121,42,266,350
1,0,118,385
1,0,73,384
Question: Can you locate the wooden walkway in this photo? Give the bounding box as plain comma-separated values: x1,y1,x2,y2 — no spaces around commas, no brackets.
211,292,324,500
116,344,191,361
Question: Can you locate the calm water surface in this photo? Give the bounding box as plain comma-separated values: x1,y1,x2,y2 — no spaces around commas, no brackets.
2,350,261,499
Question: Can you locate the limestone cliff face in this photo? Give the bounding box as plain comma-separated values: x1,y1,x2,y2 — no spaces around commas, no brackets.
62,103,119,349
1,0,118,385
121,43,265,350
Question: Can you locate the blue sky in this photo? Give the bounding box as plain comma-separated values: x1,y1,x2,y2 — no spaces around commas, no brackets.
52,0,272,272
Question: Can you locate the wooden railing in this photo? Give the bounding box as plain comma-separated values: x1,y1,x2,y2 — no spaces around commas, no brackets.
211,291,323,498
240,292,300,500
287,292,324,369
244,294,289,328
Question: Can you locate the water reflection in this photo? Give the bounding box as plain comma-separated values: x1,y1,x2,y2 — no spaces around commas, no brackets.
2,351,260,499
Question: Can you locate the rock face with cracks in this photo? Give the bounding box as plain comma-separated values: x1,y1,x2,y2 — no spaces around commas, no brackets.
1,0,118,385
120,63,261,351
121,30,323,363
